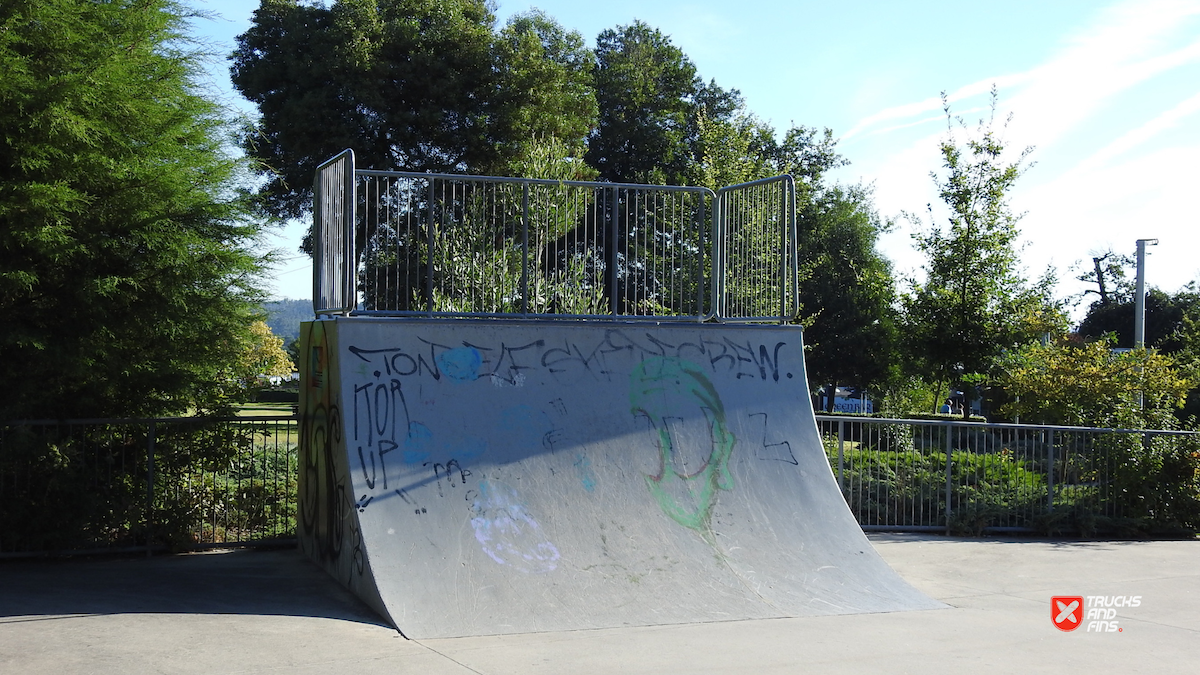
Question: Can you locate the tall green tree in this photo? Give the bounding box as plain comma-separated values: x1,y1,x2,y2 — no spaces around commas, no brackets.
231,1,596,221
0,0,267,419
232,0,500,219
799,185,899,406
493,10,597,163
902,88,1058,415
689,89,894,399
586,21,699,184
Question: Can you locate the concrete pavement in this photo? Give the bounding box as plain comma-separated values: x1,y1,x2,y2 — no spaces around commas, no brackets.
2,534,1197,674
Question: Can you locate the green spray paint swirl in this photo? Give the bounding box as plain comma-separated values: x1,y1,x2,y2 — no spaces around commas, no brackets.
630,357,735,531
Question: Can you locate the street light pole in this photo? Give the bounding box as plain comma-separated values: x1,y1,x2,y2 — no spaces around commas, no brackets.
1134,238,1158,410
1134,238,1158,348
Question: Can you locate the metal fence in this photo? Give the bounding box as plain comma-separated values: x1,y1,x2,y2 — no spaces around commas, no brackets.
715,175,798,322
816,415,1199,534
312,149,798,322
0,416,297,556
5,412,1192,555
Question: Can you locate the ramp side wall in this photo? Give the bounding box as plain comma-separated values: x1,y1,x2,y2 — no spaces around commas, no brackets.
301,318,941,638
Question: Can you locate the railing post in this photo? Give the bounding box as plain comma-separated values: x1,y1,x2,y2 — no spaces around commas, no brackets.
696,194,706,318
146,420,156,557
425,178,435,314
1047,429,1056,513
711,192,723,318
778,181,787,323
610,186,619,317
944,421,953,536
837,419,845,491
343,150,356,313
521,182,529,316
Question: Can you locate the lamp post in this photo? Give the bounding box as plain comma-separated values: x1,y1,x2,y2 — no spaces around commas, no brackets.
1134,238,1158,348
1134,238,1157,410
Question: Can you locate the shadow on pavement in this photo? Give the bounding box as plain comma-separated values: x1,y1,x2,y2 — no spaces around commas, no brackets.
0,547,389,628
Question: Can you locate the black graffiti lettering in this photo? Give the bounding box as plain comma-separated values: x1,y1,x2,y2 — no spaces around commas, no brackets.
373,383,390,439
434,459,471,489
416,337,456,380
543,428,565,451
542,340,604,378
644,334,677,358
674,337,707,360
346,330,794,386
755,342,786,382
390,351,418,376
704,338,736,371
377,440,397,490
352,382,372,445
357,446,377,490
750,412,797,464
491,340,544,383
724,339,758,379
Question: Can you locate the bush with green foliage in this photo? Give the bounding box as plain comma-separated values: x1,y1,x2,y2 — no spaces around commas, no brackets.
1,0,269,420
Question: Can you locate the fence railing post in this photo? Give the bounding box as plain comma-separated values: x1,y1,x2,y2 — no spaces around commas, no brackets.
944,422,953,536
610,186,619,317
146,420,156,557
1047,429,1056,513
521,182,529,316
425,177,435,313
837,419,845,490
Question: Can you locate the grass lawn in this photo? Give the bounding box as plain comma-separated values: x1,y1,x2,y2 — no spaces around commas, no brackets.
237,401,296,417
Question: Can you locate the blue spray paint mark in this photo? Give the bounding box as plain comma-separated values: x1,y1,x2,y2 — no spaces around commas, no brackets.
470,479,560,573
574,454,597,492
437,347,482,382
403,422,432,464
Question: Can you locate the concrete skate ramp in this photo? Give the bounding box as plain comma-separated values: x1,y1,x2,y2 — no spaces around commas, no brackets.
298,318,943,638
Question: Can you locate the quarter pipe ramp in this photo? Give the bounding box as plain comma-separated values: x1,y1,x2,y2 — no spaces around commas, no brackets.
298,318,942,638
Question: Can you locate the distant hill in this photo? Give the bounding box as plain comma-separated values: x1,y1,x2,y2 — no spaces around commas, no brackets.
262,299,311,345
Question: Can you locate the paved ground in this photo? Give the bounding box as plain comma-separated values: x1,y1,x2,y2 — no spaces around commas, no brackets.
1,534,1197,674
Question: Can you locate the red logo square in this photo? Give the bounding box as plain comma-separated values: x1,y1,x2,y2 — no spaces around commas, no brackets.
1052,596,1084,631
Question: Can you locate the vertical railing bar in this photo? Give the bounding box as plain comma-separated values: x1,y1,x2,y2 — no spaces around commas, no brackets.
1047,428,1056,513
521,182,530,316
146,420,156,556
610,186,619,317
944,421,953,535
425,177,435,314
344,150,356,313
837,419,845,490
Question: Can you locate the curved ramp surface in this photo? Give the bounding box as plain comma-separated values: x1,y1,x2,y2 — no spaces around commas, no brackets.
298,318,942,638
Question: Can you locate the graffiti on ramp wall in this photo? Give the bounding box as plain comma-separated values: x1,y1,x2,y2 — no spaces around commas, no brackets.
630,357,736,532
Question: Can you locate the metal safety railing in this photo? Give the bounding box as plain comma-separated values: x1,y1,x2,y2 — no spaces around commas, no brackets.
715,175,798,322
312,149,798,322
815,415,1199,535
5,412,1193,555
0,415,298,556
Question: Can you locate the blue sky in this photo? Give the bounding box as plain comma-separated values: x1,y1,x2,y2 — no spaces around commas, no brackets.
190,1,1200,316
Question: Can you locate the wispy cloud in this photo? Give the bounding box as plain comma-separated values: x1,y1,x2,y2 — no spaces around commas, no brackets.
840,0,1200,298
1072,90,1200,173
844,0,1200,146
